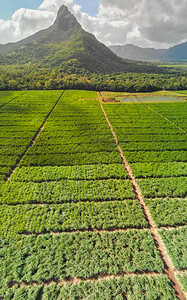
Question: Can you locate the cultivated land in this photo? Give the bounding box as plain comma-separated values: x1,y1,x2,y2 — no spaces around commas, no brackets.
0,90,186,299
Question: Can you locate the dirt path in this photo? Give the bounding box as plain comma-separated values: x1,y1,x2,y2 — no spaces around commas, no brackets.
19,227,149,237
6,91,65,181
9,271,166,288
98,92,186,300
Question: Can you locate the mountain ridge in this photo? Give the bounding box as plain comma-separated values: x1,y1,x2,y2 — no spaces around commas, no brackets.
0,5,161,74
109,42,187,62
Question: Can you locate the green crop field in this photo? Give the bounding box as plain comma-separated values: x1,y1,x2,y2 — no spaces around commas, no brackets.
0,90,186,299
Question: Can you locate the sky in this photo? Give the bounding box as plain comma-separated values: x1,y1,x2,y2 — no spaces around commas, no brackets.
0,0,186,48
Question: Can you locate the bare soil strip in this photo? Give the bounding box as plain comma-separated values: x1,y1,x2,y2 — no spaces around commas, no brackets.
6,91,65,181
18,224,187,237
8,271,165,288
142,101,186,134
19,227,149,237
175,270,187,275
159,225,187,231
98,92,186,300
0,91,28,109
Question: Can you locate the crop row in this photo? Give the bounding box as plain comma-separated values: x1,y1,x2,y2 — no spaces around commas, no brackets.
137,177,187,198
124,150,187,163
34,134,114,146
108,120,175,128
11,164,129,182
120,141,186,151
26,142,118,155
116,127,182,135
117,133,186,142
0,275,177,300
131,162,187,178
0,200,147,236
0,144,30,156
0,179,135,204
0,231,164,285
20,151,122,167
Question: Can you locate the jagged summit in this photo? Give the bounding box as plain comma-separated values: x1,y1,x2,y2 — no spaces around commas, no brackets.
53,5,81,32
0,5,83,53
0,5,160,73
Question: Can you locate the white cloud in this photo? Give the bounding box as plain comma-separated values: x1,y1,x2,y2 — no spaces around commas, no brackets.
98,0,187,47
39,0,74,13
0,0,186,48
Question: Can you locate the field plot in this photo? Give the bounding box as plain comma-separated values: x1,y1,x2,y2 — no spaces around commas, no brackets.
0,90,186,299
0,90,62,180
103,94,187,299
0,91,23,108
148,102,187,131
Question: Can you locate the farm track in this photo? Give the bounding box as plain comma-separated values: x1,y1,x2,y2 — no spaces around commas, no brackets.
98,92,186,300
6,91,65,181
8,271,167,289
19,227,149,236
142,102,186,134
1,195,186,207
18,224,187,237
0,92,28,109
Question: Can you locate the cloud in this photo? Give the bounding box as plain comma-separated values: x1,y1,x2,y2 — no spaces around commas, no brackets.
0,0,186,48
98,0,187,47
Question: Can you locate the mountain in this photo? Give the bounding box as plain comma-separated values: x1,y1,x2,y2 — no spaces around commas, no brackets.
0,5,160,74
109,42,187,62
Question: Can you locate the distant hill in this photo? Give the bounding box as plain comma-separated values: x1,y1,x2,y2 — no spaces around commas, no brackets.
0,5,160,74
109,42,187,62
